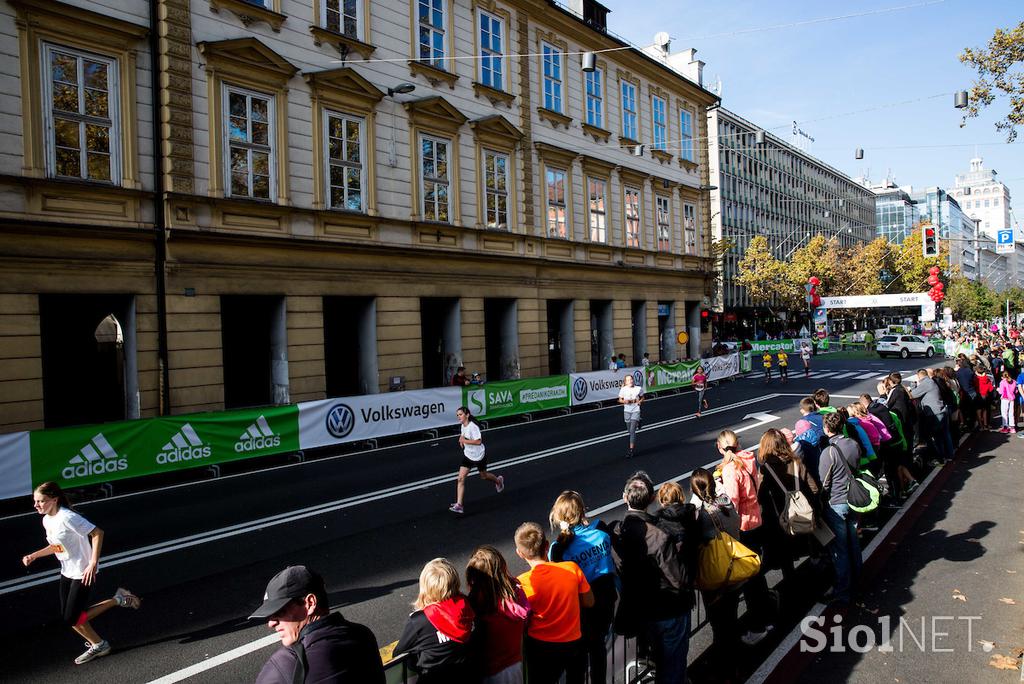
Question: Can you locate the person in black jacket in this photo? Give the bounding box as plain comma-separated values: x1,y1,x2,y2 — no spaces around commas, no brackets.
608,471,692,684
251,565,385,684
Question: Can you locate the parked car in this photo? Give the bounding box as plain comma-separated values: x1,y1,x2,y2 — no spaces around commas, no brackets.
876,334,934,359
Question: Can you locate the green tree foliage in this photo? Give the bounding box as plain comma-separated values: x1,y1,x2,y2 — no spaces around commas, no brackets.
946,276,999,320
735,235,787,306
787,235,842,304
845,237,895,296
960,21,1024,141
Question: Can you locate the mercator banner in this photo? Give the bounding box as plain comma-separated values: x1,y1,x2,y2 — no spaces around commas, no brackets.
747,339,812,354
569,367,645,406
298,387,461,449
463,376,570,419
644,361,700,391
29,406,299,490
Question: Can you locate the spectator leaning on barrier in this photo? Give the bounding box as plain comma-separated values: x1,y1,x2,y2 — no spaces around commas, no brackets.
819,413,862,606
251,565,385,684
608,471,692,684
910,369,954,465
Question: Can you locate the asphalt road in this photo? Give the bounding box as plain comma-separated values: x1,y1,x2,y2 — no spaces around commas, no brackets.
0,355,938,682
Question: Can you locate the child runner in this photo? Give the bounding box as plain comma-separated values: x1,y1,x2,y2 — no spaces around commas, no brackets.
776,350,789,384
762,351,773,384
693,365,709,417
450,406,504,514
618,374,644,459
21,481,142,665
800,342,812,378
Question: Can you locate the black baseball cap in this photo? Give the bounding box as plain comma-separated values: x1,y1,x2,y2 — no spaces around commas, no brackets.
249,565,328,620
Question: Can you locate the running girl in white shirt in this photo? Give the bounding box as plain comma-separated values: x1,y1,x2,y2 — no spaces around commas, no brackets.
21,481,141,665
801,342,812,378
450,406,504,514
618,374,644,458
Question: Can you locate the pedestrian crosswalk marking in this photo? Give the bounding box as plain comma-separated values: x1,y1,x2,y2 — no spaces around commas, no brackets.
830,372,860,379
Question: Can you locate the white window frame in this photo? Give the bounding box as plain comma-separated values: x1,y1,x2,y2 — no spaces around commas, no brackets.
42,43,121,184
683,202,697,254
483,148,509,230
621,81,637,140
585,68,603,128
624,186,641,248
542,42,563,113
322,0,362,40
652,95,667,151
323,109,365,212
588,177,607,243
478,9,504,91
656,195,671,251
418,0,447,70
223,84,276,200
680,108,694,162
546,166,568,238
419,133,451,223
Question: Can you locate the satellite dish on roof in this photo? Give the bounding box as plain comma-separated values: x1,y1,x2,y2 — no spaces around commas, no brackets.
654,32,671,53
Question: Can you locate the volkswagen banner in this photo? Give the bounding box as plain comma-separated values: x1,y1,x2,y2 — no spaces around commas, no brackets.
569,367,645,406
298,387,462,450
704,353,740,382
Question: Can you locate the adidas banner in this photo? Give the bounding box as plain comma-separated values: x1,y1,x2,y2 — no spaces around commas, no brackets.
569,368,645,407
0,431,31,500
28,406,299,490
298,387,462,450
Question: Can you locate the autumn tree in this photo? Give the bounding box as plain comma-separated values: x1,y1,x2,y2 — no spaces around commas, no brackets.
946,276,999,320
960,21,1024,141
735,236,787,306
787,236,843,305
845,237,896,296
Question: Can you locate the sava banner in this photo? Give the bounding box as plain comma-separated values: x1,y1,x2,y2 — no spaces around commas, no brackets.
298,387,462,450
463,376,570,420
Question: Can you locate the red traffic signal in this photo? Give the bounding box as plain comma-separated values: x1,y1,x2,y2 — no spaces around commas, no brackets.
922,226,939,257
701,310,710,318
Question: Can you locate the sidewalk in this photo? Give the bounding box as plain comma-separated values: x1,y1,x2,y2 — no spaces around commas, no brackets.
764,429,1024,682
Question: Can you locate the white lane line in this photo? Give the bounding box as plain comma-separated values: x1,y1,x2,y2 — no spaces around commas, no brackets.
855,372,882,379
829,372,859,379
809,372,836,378
586,458,722,517
147,634,281,684
1,394,782,596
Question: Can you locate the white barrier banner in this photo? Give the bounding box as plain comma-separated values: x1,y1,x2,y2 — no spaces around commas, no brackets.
569,367,645,406
298,387,462,449
0,431,31,500
704,353,740,382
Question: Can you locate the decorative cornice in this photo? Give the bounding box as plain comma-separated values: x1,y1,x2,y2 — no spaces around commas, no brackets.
651,149,674,164
537,107,572,130
198,37,297,84
208,0,286,32
408,60,458,89
404,96,468,133
472,82,516,108
309,25,376,60
303,67,385,111
469,115,523,147
581,122,612,143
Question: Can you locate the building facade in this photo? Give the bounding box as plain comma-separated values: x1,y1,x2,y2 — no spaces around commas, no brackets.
950,156,1012,238
910,186,979,283
0,0,720,433
708,108,876,316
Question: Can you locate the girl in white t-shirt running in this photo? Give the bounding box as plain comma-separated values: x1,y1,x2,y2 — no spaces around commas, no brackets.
450,406,504,514
21,481,141,665
618,374,644,458
801,342,812,378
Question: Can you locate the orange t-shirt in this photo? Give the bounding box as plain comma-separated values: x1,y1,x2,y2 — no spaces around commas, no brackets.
517,561,590,643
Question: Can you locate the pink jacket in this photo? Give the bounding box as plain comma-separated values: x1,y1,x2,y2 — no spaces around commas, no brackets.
721,449,762,532
999,379,1018,401
861,413,891,444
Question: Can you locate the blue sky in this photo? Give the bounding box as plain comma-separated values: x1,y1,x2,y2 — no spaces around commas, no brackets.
599,0,1023,211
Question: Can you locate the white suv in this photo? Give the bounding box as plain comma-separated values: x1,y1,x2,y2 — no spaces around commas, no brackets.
877,334,934,359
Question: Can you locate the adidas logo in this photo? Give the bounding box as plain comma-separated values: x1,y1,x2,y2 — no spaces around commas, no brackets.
234,415,280,453
157,423,211,464
62,433,128,480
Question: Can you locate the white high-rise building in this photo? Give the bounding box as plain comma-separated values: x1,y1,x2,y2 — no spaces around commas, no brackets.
950,157,1012,238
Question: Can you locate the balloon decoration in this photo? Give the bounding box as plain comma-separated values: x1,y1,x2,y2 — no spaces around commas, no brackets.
927,266,944,303
806,276,821,308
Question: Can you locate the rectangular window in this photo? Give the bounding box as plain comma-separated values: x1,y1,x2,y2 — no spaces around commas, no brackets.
323,0,360,38
324,111,364,211
652,96,667,151
624,187,641,247
418,0,446,69
43,44,119,183
542,43,562,113
546,167,567,238
420,135,450,222
483,149,509,229
985,199,990,207
226,86,274,200
679,108,694,162
585,69,603,128
684,202,697,254
656,196,671,251
621,81,637,140
588,178,607,243
478,11,503,90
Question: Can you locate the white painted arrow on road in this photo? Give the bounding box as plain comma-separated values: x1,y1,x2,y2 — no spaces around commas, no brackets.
736,411,780,433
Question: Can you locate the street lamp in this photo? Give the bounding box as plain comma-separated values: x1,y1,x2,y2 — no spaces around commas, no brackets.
385,83,417,167
581,52,596,73
954,91,969,109
387,83,416,97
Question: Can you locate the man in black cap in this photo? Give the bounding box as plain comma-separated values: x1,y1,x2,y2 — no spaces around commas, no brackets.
251,565,385,683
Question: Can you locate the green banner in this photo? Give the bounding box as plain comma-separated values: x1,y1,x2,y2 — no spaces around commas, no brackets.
463,376,570,420
29,405,299,489
644,361,700,391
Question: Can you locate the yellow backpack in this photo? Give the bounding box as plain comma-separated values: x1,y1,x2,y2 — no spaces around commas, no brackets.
696,510,762,591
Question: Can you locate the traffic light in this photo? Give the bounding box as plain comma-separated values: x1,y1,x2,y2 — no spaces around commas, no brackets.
700,309,710,333
922,226,939,257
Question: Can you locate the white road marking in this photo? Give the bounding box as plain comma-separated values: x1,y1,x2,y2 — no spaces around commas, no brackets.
2,394,783,597
829,372,859,379
855,372,882,379
146,634,281,684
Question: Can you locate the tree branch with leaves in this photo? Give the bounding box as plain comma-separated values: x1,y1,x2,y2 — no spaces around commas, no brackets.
960,21,1024,141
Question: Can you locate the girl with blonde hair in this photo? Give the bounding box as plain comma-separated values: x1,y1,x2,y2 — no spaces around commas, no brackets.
466,546,529,683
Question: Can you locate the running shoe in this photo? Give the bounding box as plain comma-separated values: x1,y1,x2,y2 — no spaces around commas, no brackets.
495,475,505,493
448,503,464,514
740,626,773,646
75,640,111,665
904,480,920,496
114,587,141,609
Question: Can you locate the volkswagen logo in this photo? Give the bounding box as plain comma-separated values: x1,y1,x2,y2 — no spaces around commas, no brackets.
572,376,588,402
325,403,355,439
632,369,644,387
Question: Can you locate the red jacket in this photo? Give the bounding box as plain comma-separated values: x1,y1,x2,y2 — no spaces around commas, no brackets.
976,373,994,399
